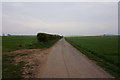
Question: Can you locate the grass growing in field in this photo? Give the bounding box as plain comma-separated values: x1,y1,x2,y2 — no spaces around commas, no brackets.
2,36,59,52
2,36,36,52
65,36,120,78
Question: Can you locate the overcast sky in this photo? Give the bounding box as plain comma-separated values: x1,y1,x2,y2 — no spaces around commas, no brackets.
2,2,118,36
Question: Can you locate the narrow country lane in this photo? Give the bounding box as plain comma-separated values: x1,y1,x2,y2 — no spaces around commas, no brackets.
41,38,113,78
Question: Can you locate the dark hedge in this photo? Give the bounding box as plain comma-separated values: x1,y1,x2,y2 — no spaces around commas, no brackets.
37,33,62,42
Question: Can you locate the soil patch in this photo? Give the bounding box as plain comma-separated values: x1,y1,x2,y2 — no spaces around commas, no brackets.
3,48,51,78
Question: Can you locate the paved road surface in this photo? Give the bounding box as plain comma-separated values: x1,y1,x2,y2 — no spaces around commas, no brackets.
41,38,113,78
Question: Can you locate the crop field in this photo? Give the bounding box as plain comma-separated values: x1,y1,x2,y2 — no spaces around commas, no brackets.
65,36,119,78
2,36,59,52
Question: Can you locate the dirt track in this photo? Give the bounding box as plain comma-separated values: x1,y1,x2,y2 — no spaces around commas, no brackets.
40,38,113,78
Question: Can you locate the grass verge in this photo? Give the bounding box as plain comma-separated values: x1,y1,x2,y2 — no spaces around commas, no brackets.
2,53,25,78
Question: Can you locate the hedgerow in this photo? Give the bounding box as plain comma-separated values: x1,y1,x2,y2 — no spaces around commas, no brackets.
37,33,62,42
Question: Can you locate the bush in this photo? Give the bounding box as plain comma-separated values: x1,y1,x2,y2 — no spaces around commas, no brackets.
37,33,63,42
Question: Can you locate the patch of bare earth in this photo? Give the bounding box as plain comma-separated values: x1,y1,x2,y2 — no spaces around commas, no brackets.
4,48,51,78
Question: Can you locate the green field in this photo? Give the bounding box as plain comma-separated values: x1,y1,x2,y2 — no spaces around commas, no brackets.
2,36,59,52
2,36,60,78
65,36,119,78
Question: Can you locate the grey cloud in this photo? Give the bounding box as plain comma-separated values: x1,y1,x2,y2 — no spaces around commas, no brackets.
2,2,118,36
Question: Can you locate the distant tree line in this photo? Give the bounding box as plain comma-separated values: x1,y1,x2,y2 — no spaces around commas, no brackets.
2,33,36,36
37,33,63,42
2,34,11,36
